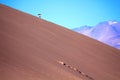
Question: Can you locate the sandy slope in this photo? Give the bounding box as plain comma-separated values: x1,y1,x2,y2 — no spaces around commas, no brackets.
0,4,120,80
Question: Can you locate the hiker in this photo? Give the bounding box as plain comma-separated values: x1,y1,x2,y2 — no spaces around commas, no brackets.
38,14,41,18
57,61,66,65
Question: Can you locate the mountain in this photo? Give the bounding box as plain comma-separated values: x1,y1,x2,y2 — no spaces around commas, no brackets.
0,4,120,80
73,21,120,49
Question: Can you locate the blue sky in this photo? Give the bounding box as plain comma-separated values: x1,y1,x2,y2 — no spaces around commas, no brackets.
0,0,120,29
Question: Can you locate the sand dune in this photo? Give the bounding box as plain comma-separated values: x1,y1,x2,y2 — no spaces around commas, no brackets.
0,4,120,80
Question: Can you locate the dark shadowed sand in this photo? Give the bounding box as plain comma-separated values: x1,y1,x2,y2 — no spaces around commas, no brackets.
0,4,120,80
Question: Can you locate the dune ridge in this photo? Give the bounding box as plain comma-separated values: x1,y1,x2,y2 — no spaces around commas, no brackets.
0,4,120,80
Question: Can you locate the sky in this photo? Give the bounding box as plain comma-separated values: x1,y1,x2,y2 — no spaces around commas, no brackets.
0,0,120,29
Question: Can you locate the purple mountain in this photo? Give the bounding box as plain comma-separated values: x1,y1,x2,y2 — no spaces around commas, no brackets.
73,20,120,49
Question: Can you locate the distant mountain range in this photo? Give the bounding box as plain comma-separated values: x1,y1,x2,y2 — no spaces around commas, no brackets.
73,20,120,49
1,4,120,80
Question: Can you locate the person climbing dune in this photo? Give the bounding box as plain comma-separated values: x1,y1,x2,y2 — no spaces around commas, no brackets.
57,61,66,65
38,14,41,18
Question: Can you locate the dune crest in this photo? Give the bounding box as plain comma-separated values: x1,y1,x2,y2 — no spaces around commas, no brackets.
0,4,120,80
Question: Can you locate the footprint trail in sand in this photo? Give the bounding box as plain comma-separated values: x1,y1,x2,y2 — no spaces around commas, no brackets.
57,61,94,80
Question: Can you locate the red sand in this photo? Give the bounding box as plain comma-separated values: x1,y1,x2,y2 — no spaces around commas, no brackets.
0,4,120,80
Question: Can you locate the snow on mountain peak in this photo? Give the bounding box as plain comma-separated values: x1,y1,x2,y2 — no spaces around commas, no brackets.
108,21,118,25
73,21,120,49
